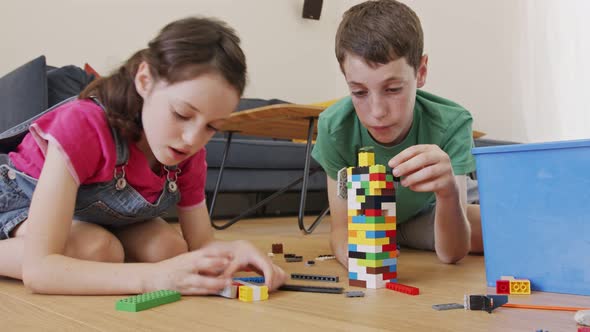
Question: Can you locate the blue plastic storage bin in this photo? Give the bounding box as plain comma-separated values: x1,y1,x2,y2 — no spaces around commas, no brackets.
472,138,590,296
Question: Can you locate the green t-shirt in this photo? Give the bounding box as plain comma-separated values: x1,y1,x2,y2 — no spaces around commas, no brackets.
311,89,476,224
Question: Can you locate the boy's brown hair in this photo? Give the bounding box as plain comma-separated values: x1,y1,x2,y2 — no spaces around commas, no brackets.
335,0,423,73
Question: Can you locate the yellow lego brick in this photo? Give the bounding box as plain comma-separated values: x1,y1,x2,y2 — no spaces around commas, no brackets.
359,152,375,167
356,195,366,203
259,286,269,300
509,280,531,295
369,188,382,195
347,167,353,176
348,237,391,246
357,259,387,268
239,285,254,302
348,223,397,231
369,165,386,174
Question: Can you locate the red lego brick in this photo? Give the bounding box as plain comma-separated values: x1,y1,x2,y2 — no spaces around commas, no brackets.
382,272,398,280
496,280,510,294
365,209,383,216
385,181,394,189
578,327,590,332
382,244,397,252
370,173,386,181
386,282,419,295
385,230,396,237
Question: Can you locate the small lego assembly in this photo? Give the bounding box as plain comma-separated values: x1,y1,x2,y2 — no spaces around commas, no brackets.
345,291,365,297
285,256,303,262
116,290,181,312
291,273,339,282
385,282,419,296
315,254,336,261
432,303,464,311
272,243,283,254
279,284,344,294
463,294,508,314
575,310,590,326
236,280,269,302
496,276,531,295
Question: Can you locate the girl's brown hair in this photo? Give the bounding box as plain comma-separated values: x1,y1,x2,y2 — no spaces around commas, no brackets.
80,17,247,141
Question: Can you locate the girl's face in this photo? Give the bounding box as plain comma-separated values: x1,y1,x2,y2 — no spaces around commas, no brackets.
135,62,239,167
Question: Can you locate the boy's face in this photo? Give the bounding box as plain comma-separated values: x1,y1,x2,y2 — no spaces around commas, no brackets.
342,53,427,146
136,63,239,166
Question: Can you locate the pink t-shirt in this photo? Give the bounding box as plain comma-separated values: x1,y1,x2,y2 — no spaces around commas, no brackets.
8,99,206,209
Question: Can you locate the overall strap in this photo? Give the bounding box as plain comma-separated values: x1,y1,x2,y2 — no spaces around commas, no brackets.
89,97,129,166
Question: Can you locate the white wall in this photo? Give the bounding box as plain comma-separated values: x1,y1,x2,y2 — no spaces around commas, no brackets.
1,0,588,142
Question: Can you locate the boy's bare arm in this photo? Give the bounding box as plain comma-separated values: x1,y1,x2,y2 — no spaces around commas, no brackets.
326,176,349,267
433,175,471,263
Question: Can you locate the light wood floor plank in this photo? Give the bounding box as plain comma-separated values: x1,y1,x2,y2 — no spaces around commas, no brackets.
0,216,588,331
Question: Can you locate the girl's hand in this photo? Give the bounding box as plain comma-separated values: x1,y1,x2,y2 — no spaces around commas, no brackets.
145,246,233,295
205,240,288,291
388,144,458,199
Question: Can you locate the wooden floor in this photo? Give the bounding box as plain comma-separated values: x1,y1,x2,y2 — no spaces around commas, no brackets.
1,216,589,331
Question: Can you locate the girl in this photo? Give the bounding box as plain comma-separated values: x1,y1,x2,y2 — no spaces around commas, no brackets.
0,17,286,295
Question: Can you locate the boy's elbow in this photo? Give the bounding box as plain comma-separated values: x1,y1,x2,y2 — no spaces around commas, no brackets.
436,248,468,264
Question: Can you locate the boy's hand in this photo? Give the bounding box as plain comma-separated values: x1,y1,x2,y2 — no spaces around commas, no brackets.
147,246,234,295
388,144,457,198
205,240,288,291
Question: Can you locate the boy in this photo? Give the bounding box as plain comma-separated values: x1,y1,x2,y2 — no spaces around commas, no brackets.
311,0,482,267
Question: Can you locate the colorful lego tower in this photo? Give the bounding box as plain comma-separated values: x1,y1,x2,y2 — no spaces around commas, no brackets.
347,147,397,289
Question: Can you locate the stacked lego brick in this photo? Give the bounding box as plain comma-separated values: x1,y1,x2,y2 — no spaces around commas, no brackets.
347,149,397,289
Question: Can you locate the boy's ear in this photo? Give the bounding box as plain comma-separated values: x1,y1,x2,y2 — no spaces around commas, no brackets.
416,54,428,88
135,61,153,98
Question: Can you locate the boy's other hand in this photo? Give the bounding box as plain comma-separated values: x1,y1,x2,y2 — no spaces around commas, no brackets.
388,144,457,198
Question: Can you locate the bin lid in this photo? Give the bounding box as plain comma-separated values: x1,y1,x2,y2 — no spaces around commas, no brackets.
472,138,590,155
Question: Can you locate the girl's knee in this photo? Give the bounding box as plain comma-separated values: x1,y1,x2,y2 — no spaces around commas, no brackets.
142,233,188,262
67,231,124,263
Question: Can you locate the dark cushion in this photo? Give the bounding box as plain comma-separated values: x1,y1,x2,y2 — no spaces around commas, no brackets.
47,65,95,108
0,56,48,134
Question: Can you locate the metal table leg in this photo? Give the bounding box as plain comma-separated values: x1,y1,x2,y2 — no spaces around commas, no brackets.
297,117,330,234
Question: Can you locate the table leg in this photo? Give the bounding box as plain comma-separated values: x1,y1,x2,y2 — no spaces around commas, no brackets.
298,117,330,234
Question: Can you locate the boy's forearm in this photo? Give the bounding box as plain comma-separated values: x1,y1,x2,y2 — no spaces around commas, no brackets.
330,223,349,268
23,255,154,295
433,190,470,264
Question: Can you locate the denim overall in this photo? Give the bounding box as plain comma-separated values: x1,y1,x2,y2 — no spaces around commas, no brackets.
0,97,180,240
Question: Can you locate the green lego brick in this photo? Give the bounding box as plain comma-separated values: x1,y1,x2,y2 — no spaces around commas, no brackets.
116,290,181,312
366,252,391,260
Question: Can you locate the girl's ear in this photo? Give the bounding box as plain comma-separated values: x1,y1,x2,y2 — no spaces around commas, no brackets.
135,61,153,98
416,54,428,88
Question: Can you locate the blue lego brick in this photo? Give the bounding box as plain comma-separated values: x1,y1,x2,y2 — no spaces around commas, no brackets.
233,276,265,284
352,216,367,223
348,244,358,252
351,174,361,182
349,272,358,280
366,231,386,238
381,258,398,267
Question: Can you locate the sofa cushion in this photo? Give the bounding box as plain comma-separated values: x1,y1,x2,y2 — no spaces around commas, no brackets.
206,137,321,169
0,56,48,134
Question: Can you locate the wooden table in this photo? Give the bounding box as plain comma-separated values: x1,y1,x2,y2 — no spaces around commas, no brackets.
1,217,588,331
211,104,328,234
